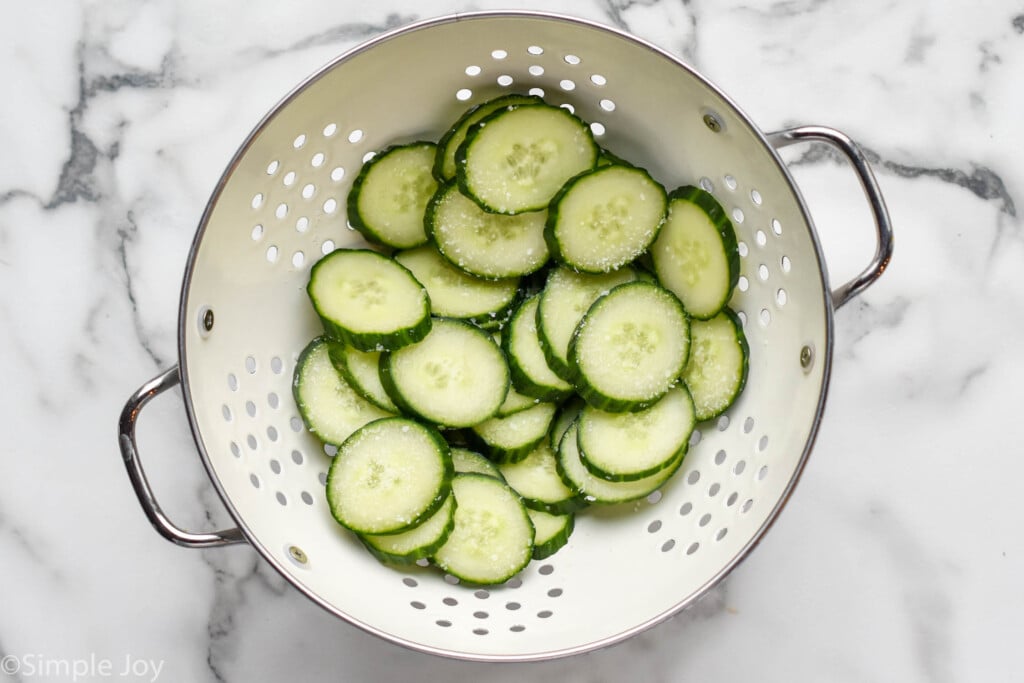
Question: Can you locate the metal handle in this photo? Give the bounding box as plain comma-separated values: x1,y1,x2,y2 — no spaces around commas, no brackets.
118,366,247,548
767,125,894,309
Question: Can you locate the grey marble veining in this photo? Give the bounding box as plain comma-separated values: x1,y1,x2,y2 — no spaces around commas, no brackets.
2,0,1022,681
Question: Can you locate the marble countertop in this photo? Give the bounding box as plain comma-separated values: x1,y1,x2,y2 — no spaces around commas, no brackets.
3,1,1021,681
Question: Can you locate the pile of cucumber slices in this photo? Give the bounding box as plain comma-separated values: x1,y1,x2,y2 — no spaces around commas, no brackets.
293,95,749,585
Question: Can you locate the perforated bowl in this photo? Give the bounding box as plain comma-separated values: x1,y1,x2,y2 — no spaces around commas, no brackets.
118,11,892,662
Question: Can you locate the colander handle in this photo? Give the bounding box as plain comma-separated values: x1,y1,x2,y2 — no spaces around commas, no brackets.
767,125,894,309
118,366,247,548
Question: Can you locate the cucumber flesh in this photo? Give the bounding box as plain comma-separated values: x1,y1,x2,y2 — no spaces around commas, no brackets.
394,245,520,323
307,249,431,352
651,185,739,320
569,281,690,412
457,103,598,214
433,474,535,585
327,342,399,413
347,142,437,249
577,385,696,482
435,94,543,181
683,307,749,421
546,164,667,273
426,180,550,279
467,401,557,464
292,337,393,446
536,265,639,380
326,417,452,535
527,509,575,560
503,295,573,401
450,447,505,480
381,318,509,428
498,442,584,515
360,493,456,564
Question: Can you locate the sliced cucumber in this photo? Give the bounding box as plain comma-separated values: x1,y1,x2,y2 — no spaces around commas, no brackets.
426,180,550,279
450,447,505,480
326,417,452,535
496,383,542,417
536,265,639,380
651,185,739,320
347,142,437,249
433,473,535,585
548,396,584,450
466,400,557,464
577,385,696,481
307,249,431,352
360,493,456,564
381,318,509,428
292,337,394,446
498,442,584,515
457,102,598,214
434,94,543,181
546,164,667,273
569,280,690,412
503,294,574,401
327,341,399,413
527,509,575,560
394,245,520,325
683,307,749,421
557,422,684,505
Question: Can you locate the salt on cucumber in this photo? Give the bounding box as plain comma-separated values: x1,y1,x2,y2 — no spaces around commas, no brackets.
433,473,535,585
360,493,456,564
569,280,691,412
380,318,509,428
577,385,696,482
456,102,598,214
503,294,574,402
292,337,394,446
327,341,399,413
545,164,667,273
651,185,739,320
326,417,452,535
434,94,544,181
683,307,749,421
426,180,550,279
394,245,520,325
466,400,557,464
307,248,431,352
536,265,639,381
498,441,584,515
347,141,438,249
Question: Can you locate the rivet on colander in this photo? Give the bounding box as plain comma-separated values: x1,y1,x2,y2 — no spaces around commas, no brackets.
800,344,815,370
288,545,308,565
198,307,214,337
703,112,723,133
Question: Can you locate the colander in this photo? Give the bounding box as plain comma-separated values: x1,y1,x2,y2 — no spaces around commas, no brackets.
117,11,893,662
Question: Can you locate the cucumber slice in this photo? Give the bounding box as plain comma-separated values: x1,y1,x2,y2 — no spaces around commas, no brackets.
466,400,557,464
326,417,452,535
347,142,437,249
556,422,684,505
496,383,542,417
548,396,584,450
292,337,394,446
577,385,696,481
498,442,584,515
381,318,509,428
360,493,456,564
394,245,520,325
307,249,431,352
503,294,573,401
426,180,550,279
546,164,667,273
450,447,505,480
527,509,575,560
536,265,639,380
434,94,544,181
327,342,399,413
569,280,690,412
683,307,749,421
457,102,598,214
433,473,535,585
651,185,740,320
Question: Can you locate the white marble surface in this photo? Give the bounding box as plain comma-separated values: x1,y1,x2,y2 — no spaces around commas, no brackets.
2,0,1022,681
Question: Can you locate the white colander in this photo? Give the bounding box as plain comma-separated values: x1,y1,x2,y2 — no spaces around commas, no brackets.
118,11,892,662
